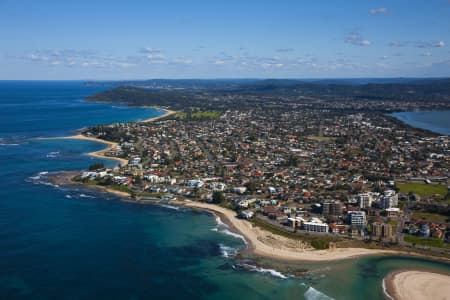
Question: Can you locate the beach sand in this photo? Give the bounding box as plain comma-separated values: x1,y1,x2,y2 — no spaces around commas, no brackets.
35,108,176,166
181,201,397,262
140,108,176,123
384,270,450,300
38,134,129,166
46,172,447,263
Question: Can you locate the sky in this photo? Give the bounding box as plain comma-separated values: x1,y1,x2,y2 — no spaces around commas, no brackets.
1,0,450,79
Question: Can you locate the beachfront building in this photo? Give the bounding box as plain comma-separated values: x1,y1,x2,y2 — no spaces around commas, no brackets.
348,211,367,226
372,222,393,240
322,200,343,217
380,190,398,209
357,193,374,209
303,218,329,233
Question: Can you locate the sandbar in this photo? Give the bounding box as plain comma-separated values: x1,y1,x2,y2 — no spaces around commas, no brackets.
384,270,450,300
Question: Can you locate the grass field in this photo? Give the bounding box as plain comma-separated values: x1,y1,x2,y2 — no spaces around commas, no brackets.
412,212,449,223
307,136,336,142
396,182,448,197
176,111,221,120
404,235,450,249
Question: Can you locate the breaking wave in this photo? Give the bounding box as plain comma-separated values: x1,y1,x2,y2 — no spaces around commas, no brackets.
0,136,27,146
211,213,247,244
25,171,59,188
46,151,60,158
215,215,229,228
159,204,180,210
304,287,334,300
235,263,288,279
219,243,239,258
382,278,394,300
79,193,96,199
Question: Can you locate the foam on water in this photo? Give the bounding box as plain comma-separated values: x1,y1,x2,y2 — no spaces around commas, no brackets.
220,228,248,244
46,151,60,158
304,287,334,300
219,243,239,258
25,171,59,188
159,204,180,211
215,215,229,228
382,278,394,300
79,194,96,199
237,263,288,279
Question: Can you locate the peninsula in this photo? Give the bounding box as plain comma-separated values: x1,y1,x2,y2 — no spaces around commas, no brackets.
51,79,450,263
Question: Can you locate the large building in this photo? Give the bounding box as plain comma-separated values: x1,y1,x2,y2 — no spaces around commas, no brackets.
357,193,374,209
372,222,393,240
380,190,398,209
348,211,366,225
303,218,329,233
322,200,343,216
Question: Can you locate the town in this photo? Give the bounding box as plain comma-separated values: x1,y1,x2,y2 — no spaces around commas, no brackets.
75,82,450,254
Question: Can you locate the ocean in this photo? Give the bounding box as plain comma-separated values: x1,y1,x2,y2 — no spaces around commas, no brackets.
391,110,450,136
1,81,449,300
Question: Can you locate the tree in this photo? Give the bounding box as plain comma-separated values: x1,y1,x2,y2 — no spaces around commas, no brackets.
89,162,104,171
245,180,257,194
212,191,225,204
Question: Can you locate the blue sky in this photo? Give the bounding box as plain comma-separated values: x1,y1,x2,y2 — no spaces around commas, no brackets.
1,0,450,79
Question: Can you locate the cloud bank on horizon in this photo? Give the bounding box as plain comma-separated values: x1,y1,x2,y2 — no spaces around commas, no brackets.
0,0,449,79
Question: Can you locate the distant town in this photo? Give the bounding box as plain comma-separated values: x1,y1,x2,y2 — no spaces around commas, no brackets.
74,79,450,255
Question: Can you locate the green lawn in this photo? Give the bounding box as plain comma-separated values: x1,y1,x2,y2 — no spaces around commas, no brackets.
250,217,339,249
412,212,449,223
176,111,221,120
396,182,448,197
404,235,450,249
307,136,336,142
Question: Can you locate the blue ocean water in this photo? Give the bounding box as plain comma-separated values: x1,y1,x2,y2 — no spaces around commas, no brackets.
0,81,449,300
391,110,450,136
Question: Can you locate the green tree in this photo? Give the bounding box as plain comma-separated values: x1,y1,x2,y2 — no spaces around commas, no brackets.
89,162,104,171
212,191,225,204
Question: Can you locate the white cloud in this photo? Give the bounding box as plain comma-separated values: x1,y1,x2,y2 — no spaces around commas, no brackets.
388,40,445,48
275,48,295,53
388,41,406,47
369,7,388,15
345,33,371,46
432,41,445,47
416,40,445,48
140,47,163,54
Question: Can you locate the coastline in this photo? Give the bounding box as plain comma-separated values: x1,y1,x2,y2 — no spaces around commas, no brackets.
140,108,176,123
41,134,129,166
383,270,450,300
179,201,401,262
389,110,450,136
48,172,450,264
40,106,449,264
48,171,450,264
35,108,176,166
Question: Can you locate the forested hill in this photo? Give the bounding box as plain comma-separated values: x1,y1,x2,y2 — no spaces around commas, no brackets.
86,78,450,111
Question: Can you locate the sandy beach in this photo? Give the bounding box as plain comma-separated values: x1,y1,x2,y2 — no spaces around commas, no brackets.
36,108,176,166
140,108,176,123
46,171,448,263
384,270,450,300
181,201,398,262
38,134,129,166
